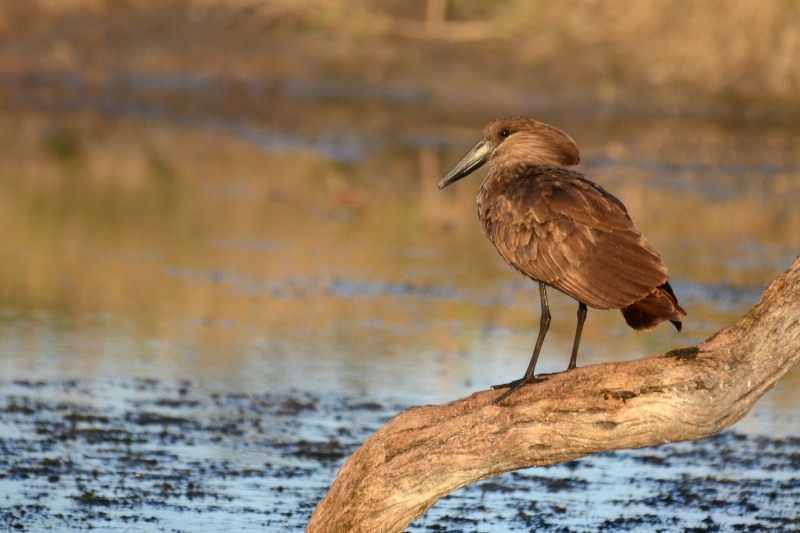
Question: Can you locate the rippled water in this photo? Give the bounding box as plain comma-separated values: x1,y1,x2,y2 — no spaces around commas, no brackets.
0,78,799,530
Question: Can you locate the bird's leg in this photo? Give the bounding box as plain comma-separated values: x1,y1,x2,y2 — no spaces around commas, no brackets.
493,282,550,403
567,303,588,370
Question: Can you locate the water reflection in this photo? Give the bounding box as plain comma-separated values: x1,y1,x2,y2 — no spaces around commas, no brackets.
0,101,798,432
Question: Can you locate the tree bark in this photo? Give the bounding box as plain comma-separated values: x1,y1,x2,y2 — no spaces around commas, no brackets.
307,256,800,533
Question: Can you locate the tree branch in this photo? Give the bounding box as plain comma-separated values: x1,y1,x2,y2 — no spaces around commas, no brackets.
307,256,800,533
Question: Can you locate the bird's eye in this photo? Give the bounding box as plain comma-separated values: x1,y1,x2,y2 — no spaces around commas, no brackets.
500,129,510,137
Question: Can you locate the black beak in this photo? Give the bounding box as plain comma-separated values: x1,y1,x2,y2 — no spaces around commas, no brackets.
438,140,493,189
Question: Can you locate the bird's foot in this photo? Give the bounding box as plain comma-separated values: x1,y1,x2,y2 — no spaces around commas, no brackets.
491,375,547,404
491,378,525,391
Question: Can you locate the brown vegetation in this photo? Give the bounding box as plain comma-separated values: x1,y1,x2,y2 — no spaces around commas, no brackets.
1,1,799,119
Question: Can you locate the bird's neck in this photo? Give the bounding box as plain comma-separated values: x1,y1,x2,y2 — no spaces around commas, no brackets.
484,161,555,186
477,162,546,208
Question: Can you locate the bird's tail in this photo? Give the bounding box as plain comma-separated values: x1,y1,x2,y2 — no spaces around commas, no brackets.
621,282,686,332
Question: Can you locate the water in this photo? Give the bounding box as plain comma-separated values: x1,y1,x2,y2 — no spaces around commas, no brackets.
0,78,799,531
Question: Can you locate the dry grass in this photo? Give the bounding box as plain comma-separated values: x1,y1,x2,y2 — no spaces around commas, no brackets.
1,0,798,113
173,0,800,99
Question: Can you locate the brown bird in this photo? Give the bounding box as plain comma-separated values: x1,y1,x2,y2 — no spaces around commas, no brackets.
439,116,686,402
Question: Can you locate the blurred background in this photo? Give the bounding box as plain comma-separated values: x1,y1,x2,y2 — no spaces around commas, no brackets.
0,1,799,530
2,0,798,400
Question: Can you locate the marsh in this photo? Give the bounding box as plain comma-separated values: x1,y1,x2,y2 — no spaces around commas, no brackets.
1,2,799,531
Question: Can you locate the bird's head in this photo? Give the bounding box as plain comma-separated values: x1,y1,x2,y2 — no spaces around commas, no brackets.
438,116,580,189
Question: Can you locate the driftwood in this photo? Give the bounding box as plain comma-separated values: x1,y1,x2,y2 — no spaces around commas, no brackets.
307,256,800,533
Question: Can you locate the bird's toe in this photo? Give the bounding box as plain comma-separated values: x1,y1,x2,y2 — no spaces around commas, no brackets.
491,375,547,403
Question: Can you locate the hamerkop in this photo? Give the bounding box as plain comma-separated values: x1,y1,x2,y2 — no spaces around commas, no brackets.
439,116,686,402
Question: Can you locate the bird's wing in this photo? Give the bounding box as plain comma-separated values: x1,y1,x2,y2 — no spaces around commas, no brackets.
480,169,668,309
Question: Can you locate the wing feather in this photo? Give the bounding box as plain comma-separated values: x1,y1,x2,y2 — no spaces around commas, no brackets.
479,167,669,309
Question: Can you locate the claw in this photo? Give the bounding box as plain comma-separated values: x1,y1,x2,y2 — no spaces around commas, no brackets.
492,375,547,403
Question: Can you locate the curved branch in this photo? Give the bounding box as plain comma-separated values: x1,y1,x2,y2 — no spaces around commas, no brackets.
307,256,800,533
